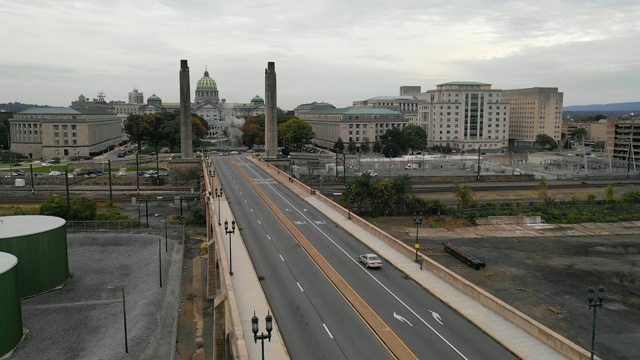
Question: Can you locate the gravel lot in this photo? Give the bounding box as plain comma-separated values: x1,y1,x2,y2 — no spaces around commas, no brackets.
10,231,183,360
381,222,640,360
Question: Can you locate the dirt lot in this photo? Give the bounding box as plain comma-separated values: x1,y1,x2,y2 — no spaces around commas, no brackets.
377,219,640,360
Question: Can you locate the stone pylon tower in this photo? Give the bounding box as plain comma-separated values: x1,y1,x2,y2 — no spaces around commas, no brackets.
265,62,277,158
180,60,193,159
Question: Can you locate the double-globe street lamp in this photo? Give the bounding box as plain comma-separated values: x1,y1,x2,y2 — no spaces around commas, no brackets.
225,219,236,275
587,286,605,360
251,310,273,360
413,211,423,264
214,187,223,226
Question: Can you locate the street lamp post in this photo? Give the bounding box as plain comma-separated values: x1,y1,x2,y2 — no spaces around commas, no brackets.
251,310,273,360
413,211,423,263
587,286,605,360
215,187,223,226
345,183,353,219
225,219,236,275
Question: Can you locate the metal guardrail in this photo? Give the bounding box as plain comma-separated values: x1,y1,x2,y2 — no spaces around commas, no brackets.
66,220,144,231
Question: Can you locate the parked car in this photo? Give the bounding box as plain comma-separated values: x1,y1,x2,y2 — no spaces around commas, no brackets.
359,253,383,268
12,170,26,176
117,152,126,158
116,171,127,177
405,163,419,170
49,171,62,176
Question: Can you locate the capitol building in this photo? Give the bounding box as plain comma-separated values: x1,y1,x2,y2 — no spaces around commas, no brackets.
87,68,265,139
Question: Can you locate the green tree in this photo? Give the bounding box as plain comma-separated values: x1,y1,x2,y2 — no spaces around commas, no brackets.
535,178,550,202
361,137,370,154
454,184,477,210
69,197,97,221
380,127,404,158
401,125,427,154
124,114,146,150
563,140,572,149
241,116,265,149
605,184,615,202
372,141,382,153
348,139,357,153
573,128,588,141
334,137,345,152
278,118,314,152
40,196,68,219
535,134,558,150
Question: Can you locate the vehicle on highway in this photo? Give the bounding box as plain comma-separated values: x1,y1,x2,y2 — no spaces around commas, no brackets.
117,152,126,158
365,170,378,177
116,171,127,177
12,170,26,176
49,171,62,176
405,163,419,170
41,162,52,166
359,253,383,268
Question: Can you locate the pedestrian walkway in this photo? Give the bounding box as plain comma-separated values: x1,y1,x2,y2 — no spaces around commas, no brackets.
213,168,288,360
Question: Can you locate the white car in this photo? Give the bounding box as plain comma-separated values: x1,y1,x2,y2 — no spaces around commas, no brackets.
359,253,383,268
49,171,62,176
41,162,52,166
116,171,127,177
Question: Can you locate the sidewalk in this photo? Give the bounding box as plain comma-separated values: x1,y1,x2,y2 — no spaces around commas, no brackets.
212,168,288,360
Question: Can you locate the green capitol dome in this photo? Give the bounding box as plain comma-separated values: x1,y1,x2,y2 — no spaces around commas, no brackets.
251,95,264,104
197,70,217,89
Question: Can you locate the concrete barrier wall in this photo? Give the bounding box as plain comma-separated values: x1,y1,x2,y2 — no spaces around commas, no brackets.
250,157,591,360
202,163,250,360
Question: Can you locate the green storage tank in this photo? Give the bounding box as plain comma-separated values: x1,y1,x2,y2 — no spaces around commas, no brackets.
0,215,70,298
0,252,23,357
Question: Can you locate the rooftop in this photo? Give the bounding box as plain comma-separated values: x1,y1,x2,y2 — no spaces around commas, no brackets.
306,107,402,115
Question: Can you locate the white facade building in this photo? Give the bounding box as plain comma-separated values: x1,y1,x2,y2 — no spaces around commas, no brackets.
417,82,509,152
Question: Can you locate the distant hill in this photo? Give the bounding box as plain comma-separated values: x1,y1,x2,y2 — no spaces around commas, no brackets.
0,102,52,113
564,102,640,112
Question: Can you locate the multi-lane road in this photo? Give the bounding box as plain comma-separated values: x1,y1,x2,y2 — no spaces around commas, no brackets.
213,155,517,359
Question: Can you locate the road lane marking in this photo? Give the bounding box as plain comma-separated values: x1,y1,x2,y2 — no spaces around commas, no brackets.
323,324,334,339
297,282,304,292
430,310,443,325
258,220,261,225
238,157,465,359
394,312,413,326
280,254,284,261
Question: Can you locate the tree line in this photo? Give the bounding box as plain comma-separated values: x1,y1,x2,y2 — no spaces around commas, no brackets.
124,111,209,153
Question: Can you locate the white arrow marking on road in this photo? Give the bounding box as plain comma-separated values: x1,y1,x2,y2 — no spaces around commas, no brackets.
393,312,413,326
304,208,307,212
429,310,443,325
285,209,292,212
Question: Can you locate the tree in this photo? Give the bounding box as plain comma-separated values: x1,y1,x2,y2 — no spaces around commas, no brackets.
572,128,588,141
380,127,404,158
454,184,477,210
535,134,558,150
69,197,97,221
278,118,314,152
124,114,146,150
40,196,68,219
347,139,357,153
241,116,265,149
605,184,615,202
334,137,345,152
361,137,370,154
401,125,427,154
563,140,572,149
535,178,550,202
372,141,382,153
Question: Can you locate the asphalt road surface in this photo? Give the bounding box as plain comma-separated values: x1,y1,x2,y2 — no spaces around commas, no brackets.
215,155,517,359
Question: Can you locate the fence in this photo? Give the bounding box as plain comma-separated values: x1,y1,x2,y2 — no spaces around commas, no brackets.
66,220,144,231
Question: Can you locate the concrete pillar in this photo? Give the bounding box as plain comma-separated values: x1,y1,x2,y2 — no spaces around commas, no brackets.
265,62,277,158
213,296,226,360
207,238,217,299
180,60,193,159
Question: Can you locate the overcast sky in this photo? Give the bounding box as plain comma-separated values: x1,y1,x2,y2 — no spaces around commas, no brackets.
1,0,639,110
